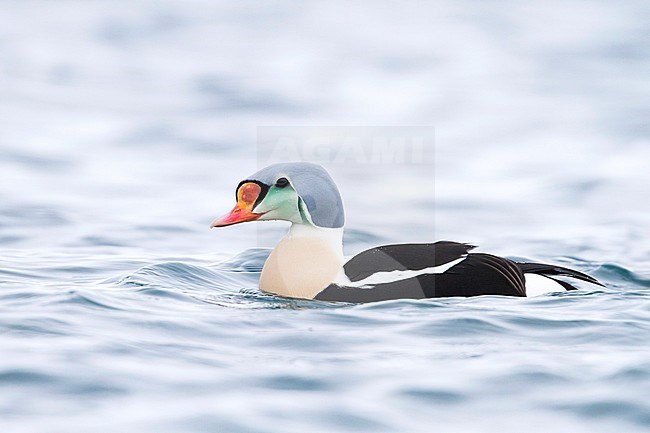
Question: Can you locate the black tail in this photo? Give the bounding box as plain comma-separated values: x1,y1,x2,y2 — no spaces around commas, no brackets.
516,262,604,291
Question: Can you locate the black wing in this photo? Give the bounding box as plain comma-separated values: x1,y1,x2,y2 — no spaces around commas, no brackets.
316,245,528,302
516,262,604,290
421,253,527,298
343,241,476,282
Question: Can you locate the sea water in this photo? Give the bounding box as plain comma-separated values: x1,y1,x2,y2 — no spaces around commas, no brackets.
1,1,649,432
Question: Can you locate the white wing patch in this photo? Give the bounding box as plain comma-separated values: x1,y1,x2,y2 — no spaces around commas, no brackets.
524,273,566,296
335,256,467,288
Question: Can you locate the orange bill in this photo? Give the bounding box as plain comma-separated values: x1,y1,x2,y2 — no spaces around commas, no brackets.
210,182,265,227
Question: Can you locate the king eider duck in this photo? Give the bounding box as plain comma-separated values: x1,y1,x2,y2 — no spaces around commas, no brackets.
211,162,603,302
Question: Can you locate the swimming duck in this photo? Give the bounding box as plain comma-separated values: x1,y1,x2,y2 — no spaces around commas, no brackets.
211,162,602,302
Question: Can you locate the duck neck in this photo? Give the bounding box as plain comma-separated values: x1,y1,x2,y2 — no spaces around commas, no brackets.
259,223,344,299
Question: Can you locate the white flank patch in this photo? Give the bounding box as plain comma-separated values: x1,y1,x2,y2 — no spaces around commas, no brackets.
524,273,567,297
336,256,467,288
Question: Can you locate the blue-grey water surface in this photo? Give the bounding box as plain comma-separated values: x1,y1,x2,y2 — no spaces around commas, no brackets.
1,1,650,432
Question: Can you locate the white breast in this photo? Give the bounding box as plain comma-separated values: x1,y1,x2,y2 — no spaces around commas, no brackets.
259,225,344,299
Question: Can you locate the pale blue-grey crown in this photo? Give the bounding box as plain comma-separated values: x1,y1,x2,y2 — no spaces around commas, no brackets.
246,162,345,228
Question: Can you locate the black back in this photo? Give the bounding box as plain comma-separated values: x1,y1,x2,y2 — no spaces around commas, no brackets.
343,241,476,282
315,242,528,302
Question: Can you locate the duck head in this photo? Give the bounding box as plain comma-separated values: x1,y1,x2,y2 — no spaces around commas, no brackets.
211,162,345,229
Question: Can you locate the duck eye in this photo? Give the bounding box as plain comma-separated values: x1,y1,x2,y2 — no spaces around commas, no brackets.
275,177,289,188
